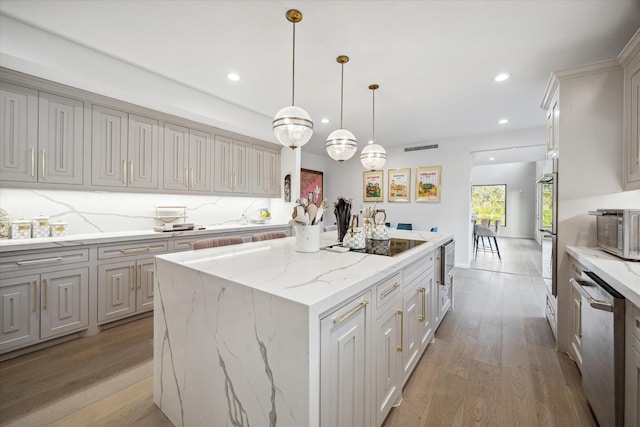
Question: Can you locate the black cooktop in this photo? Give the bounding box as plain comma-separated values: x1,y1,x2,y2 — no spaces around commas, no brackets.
327,238,426,257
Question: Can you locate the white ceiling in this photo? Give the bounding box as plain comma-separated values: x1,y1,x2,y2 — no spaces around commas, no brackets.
1,0,638,162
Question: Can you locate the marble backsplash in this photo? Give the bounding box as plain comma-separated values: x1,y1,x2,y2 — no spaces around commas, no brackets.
0,188,276,236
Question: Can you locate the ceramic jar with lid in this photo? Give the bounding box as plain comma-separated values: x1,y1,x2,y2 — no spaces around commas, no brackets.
50,220,69,237
11,217,32,239
32,214,51,238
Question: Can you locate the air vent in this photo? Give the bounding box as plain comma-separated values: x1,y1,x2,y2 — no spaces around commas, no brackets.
404,144,438,152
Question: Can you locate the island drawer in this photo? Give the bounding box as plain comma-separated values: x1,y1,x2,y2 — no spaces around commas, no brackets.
403,253,433,287
1,248,89,274
375,272,402,310
98,240,168,260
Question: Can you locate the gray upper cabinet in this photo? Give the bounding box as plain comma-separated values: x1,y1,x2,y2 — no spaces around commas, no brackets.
92,105,159,189
1,85,83,185
251,145,280,197
0,83,38,182
623,46,640,190
214,135,249,194
163,123,212,192
2,70,280,197
38,92,84,185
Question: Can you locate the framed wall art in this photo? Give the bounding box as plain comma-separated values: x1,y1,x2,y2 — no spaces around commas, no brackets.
388,168,411,202
363,170,384,202
415,165,441,202
300,169,323,205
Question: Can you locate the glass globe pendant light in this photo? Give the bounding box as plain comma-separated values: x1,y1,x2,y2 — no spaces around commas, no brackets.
272,9,313,149
326,55,357,162
360,84,387,170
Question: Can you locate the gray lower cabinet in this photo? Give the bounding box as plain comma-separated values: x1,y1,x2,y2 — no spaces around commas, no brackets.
163,123,212,192
0,84,83,185
92,105,159,189
97,257,156,323
214,135,250,193
0,267,89,353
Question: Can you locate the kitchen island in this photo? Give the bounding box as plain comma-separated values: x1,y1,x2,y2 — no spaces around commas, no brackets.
153,229,453,427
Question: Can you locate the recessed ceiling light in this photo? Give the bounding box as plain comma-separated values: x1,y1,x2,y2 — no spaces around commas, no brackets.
498,118,509,125
321,118,329,124
227,73,240,81
489,157,496,161
494,73,510,82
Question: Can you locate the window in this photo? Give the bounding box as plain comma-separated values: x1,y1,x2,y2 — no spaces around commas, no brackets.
472,184,506,226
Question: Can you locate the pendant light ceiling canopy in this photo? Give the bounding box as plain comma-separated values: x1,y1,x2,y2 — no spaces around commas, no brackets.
360,84,387,170
326,55,358,162
272,9,313,150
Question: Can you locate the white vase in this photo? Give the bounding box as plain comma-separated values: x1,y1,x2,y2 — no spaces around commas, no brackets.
295,224,320,253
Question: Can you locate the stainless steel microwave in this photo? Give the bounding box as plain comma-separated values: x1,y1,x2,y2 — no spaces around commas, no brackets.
588,209,640,260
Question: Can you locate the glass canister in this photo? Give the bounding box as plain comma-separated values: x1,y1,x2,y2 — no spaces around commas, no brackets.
11,217,32,239
50,220,69,237
32,214,51,238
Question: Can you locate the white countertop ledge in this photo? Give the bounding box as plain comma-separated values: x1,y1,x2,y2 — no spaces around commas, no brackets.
156,230,452,315
566,246,640,307
0,222,289,252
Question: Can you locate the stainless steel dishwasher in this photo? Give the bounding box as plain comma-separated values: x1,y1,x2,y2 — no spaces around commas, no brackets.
570,271,625,427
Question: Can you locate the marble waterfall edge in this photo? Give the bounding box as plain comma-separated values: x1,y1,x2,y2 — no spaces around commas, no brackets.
154,259,313,427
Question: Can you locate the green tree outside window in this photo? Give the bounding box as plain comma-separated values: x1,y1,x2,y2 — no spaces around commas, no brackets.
472,184,506,226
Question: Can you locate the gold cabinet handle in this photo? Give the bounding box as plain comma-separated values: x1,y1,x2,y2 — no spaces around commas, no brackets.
333,300,368,324
129,161,133,184
31,148,35,178
130,265,135,290
380,282,400,299
17,257,63,266
418,287,426,322
41,149,46,179
397,309,404,352
33,281,38,312
190,168,194,188
120,247,151,254
184,167,189,188
578,299,582,338
43,278,48,310
122,159,126,183
138,264,142,289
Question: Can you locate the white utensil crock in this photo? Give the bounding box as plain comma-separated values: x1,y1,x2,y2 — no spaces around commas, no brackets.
295,224,320,253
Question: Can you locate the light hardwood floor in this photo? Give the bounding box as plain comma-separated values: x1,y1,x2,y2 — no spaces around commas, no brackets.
1,239,594,427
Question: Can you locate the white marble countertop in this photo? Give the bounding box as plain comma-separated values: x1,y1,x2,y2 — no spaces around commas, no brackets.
156,229,452,315
0,222,290,253
566,246,640,307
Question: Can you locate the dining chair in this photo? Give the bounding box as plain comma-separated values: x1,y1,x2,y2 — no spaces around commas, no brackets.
251,231,288,242
480,218,491,227
193,235,244,250
474,220,501,260
397,223,413,230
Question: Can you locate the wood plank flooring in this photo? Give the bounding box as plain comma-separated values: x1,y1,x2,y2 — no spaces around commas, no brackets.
1,238,595,427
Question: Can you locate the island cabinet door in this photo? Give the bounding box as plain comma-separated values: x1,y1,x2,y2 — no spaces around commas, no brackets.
320,290,372,427
374,300,402,426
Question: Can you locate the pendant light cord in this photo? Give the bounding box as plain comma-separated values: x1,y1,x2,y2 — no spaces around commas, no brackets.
340,62,344,128
291,21,296,106
372,88,375,142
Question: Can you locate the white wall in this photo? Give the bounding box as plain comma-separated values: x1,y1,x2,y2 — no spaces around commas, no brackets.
471,162,537,238
309,127,546,267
